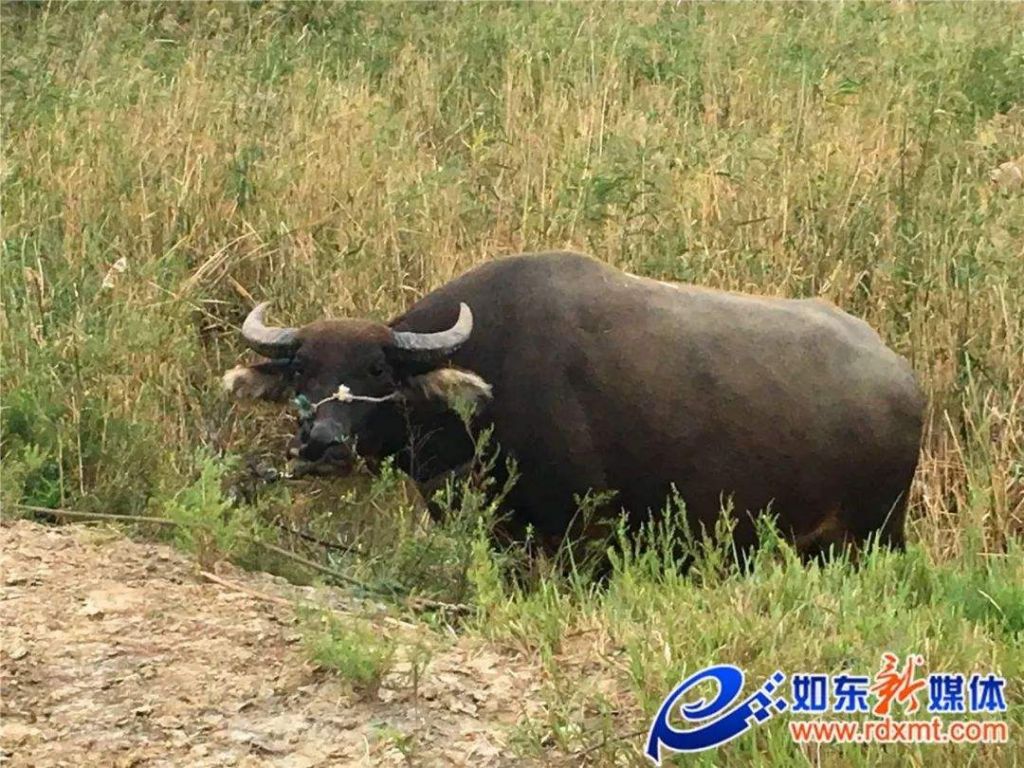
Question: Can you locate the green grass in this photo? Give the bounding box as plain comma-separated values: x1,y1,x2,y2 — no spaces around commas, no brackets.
495,516,1023,764
301,608,396,696
2,2,1022,765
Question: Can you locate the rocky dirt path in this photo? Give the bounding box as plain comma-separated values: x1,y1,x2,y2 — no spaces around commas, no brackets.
0,520,546,767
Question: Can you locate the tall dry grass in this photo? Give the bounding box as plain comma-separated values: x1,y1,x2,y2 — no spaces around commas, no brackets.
4,3,1020,560
3,6,1023,764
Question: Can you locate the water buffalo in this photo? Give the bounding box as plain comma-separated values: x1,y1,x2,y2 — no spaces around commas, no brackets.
223,251,923,560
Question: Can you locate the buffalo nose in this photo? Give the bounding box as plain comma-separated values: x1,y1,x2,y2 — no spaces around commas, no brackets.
301,421,344,460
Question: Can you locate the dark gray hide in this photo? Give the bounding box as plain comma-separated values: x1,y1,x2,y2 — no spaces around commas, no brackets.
228,252,925,559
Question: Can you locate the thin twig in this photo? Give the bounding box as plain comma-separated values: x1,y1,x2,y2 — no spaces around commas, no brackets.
15,504,359,585
11,504,176,527
272,519,362,554
242,534,366,587
200,570,417,632
199,570,293,608
252,537,472,614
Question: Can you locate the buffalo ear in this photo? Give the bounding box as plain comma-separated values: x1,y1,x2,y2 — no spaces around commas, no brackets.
221,363,292,401
404,367,492,409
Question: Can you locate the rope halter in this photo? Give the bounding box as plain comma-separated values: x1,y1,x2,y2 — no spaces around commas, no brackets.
293,385,402,420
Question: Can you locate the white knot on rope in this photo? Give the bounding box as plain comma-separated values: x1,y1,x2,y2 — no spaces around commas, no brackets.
312,385,401,409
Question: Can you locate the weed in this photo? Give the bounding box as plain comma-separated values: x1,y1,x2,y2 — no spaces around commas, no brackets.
158,451,264,571
301,609,396,696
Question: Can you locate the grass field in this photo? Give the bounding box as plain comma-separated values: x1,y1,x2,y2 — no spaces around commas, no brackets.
2,2,1022,765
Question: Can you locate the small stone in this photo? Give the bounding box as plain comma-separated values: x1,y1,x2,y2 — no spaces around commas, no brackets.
0,721,41,745
8,645,29,661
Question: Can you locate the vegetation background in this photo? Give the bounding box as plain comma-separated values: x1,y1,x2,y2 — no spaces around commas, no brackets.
2,2,1022,765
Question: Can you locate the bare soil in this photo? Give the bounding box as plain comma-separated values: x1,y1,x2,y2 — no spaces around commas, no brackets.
0,520,545,767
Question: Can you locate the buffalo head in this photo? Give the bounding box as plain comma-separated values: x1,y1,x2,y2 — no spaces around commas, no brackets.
222,302,492,476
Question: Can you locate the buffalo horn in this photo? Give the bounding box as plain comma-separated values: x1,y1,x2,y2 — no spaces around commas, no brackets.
390,302,474,360
241,302,300,358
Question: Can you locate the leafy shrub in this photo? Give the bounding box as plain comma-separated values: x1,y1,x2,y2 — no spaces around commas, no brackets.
158,451,265,570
